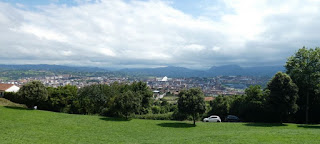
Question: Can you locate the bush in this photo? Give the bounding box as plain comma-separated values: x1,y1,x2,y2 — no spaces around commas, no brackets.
172,109,188,121
3,92,22,104
17,81,48,108
151,106,161,114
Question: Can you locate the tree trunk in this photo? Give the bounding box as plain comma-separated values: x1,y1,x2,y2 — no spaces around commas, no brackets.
306,90,309,124
193,114,196,126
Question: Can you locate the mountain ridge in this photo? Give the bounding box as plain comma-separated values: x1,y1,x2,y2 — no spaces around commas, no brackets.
0,64,285,77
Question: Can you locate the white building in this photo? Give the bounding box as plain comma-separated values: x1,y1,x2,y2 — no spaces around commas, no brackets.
0,84,20,97
161,76,168,82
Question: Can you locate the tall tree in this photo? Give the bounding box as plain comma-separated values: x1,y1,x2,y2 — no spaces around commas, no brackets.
285,47,320,123
177,88,206,126
241,85,267,122
130,81,153,114
266,72,299,122
209,95,232,119
114,90,141,119
77,84,110,114
18,81,48,108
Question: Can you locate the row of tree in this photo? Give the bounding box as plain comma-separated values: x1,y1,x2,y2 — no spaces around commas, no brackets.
209,47,320,124
6,81,159,119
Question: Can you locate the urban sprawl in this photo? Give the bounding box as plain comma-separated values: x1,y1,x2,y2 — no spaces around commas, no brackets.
1,75,270,97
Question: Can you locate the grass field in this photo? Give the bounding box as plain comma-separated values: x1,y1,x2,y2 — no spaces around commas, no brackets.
1,105,320,143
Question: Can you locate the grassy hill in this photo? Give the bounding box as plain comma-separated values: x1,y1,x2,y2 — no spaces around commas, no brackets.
0,98,26,108
1,105,320,143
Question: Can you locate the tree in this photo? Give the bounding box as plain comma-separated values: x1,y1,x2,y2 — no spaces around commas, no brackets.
77,84,110,114
114,90,141,119
209,95,232,119
285,47,320,123
177,88,206,126
17,81,48,108
241,85,267,122
42,85,78,113
130,81,153,114
266,72,299,123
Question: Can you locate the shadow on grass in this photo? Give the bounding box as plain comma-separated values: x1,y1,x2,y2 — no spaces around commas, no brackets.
99,117,131,122
244,123,288,127
157,122,195,128
298,125,320,129
4,106,31,110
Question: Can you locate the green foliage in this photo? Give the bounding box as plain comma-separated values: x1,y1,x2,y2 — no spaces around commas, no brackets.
177,88,206,125
130,81,153,114
17,81,48,108
40,85,78,113
3,92,23,104
209,95,233,119
208,86,268,122
266,72,299,122
242,85,267,122
285,47,320,123
114,90,141,119
151,106,161,114
77,84,111,114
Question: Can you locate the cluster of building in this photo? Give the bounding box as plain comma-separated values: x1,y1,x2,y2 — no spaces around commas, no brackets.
0,75,269,99
0,75,268,96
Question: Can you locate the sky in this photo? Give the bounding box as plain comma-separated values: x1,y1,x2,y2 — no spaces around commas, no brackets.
0,0,320,69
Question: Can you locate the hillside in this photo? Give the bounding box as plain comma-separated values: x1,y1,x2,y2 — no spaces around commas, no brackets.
0,64,285,78
121,65,285,77
0,98,26,108
1,106,319,143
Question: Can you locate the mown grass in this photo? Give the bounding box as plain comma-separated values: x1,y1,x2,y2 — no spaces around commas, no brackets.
1,106,320,144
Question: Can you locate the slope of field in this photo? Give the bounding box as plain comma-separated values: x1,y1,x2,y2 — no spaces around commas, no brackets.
0,98,26,108
1,106,320,144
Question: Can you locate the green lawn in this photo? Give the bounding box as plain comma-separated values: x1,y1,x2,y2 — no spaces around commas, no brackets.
1,106,320,144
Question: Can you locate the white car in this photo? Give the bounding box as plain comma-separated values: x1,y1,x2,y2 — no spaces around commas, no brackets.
203,115,221,122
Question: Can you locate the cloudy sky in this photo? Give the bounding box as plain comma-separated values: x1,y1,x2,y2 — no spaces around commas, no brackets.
0,0,319,69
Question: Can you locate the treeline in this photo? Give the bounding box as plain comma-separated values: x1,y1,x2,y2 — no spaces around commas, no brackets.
209,47,320,123
5,81,177,119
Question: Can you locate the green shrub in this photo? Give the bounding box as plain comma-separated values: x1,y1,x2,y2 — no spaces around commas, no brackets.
151,106,161,114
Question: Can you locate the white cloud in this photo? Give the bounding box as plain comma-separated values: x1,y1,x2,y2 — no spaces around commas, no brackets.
185,44,205,51
0,0,320,68
212,46,221,52
18,24,68,42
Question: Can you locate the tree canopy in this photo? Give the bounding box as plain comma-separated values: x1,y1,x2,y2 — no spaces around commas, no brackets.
178,88,206,126
285,47,320,123
266,72,299,122
18,81,48,108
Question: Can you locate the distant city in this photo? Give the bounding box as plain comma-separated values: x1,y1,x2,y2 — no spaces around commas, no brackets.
0,65,272,97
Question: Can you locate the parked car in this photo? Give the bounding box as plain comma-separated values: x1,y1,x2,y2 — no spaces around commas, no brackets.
225,115,240,122
203,115,221,122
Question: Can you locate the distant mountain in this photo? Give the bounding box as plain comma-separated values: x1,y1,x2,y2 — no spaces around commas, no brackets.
120,66,206,77
0,64,285,77
207,65,285,77
120,65,285,77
